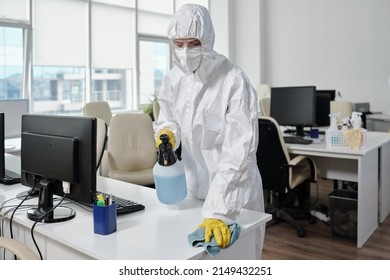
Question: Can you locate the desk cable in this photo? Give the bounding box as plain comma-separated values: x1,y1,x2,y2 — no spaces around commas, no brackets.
0,183,68,260
6,184,40,260
0,199,33,260
30,194,67,260
8,184,40,239
0,200,33,237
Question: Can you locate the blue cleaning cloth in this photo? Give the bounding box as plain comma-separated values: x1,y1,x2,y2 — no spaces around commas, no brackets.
187,223,241,257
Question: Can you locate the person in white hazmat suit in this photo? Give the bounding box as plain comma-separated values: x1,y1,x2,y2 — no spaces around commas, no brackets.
155,4,265,256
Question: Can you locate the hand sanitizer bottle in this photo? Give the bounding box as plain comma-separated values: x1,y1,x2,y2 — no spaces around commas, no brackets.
326,112,340,148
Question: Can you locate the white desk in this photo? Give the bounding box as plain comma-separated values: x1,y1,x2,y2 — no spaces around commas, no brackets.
286,131,390,248
1,154,271,260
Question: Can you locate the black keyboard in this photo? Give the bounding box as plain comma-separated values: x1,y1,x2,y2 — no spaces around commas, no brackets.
283,136,313,145
0,169,22,185
96,192,145,215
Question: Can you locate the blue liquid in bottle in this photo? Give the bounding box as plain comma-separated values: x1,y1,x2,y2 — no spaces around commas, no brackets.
154,172,187,205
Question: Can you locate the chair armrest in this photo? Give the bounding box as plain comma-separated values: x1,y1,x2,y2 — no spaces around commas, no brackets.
288,155,317,182
0,237,40,260
288,155,308,166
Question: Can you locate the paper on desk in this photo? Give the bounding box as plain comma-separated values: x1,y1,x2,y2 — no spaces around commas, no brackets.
342,129,362,150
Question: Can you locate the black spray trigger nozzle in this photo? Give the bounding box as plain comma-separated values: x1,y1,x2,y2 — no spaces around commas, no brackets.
157,134,176,166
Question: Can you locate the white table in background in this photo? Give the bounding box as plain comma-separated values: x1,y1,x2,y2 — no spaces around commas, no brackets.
286,131,390,248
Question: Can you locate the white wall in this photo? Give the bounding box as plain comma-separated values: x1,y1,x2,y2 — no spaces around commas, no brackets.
262,0,390,114
210,0,262,88
209,0,231,58
229,0,261,88
214,0,390,114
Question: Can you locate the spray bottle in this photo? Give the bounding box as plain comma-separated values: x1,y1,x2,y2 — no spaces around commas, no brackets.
328,112,339,131
153,134,187,204
326,112,340,148
350,112,363,130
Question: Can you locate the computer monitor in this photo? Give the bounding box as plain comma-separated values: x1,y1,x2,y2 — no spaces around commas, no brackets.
20,114,97,223
0,112,22,184
316,90,336,101
0,99,29,139
316,91,331,127
270,86,317,136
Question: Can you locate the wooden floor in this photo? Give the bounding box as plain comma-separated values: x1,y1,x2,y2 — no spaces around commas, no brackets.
262,179,390,260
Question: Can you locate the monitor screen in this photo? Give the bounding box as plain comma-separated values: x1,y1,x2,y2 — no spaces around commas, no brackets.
316,92,331,127
270,86,317,136
0,99,29,139
20,114,97,223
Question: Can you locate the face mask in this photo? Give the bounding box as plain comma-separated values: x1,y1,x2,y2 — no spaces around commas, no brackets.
173,46,202,75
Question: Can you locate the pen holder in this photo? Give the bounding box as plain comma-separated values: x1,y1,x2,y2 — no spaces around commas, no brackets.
310,128,319,139
93,202,117,235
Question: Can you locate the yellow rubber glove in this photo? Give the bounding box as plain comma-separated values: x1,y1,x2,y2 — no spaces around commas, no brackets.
198,218,231,249
156,129,175,149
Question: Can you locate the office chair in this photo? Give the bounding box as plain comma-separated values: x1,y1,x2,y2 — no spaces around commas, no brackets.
96,118,108,170
100,112,157,187
259,97,271,116
257,116,317,237
256,84,271,99
0,237,40,260
83,101,113,127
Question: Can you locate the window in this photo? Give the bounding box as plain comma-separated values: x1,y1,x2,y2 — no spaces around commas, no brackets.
138,38,171,106
32,66,85,113
1,0,210,114
91,0,136,111
137,0,173,108
0,26,24,99
91,69,127,110
32,0,87,114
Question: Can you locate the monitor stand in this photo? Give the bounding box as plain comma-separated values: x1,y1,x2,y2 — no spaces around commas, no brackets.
295,125,305,137
27,179,76,223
